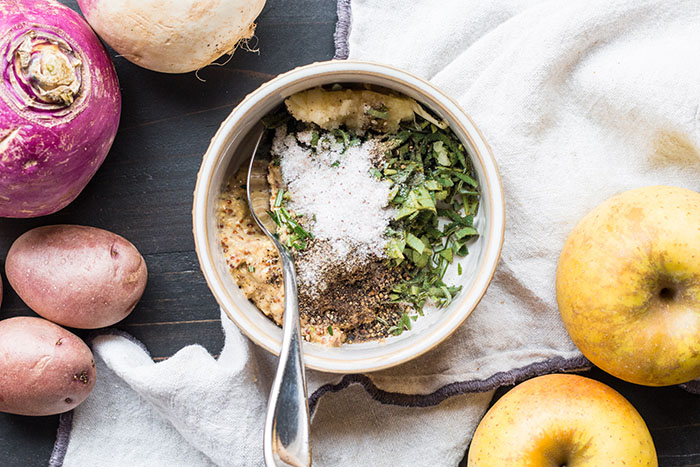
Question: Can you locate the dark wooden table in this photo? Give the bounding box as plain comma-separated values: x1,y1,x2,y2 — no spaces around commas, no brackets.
1,1,699,465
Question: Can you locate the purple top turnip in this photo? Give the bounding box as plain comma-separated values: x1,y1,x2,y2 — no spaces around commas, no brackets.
0,0,120,218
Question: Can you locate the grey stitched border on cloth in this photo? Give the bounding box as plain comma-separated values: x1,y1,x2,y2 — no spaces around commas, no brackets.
49,411,72,467
308,355,591,413
334,0,352,59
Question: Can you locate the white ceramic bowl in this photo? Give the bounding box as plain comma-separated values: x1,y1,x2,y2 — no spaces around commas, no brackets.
193,60,504,374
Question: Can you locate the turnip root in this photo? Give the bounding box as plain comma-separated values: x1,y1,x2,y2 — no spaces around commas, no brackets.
0,0,121,218
77,0,267,74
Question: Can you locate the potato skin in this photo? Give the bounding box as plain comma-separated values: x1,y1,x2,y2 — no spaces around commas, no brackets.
0,317,96,416
6,225,147,329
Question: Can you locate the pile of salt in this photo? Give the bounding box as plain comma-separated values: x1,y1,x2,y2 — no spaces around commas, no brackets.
271,127,395,295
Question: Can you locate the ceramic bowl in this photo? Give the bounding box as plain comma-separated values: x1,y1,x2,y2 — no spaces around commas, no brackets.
193,60,504,374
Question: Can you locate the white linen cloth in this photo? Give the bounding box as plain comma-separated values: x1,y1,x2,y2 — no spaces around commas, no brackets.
56,0,700,465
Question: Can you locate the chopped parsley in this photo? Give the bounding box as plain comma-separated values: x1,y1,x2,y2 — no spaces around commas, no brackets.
375,316,389,326
366,104,390,120
310,130,320,148
388,312,415,336
267,189,314,251
382,115,480,316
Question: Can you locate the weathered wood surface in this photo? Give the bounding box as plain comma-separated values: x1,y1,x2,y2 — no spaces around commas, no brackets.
1,1,699,465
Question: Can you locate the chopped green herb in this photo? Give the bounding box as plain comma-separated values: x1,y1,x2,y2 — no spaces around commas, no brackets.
455,226,478,240
406,232,425,255
380,113,480,315
327,326,334,336
395,186,436,220
266,210,280,226
439,247,453,263
452,172,478,187
388,312,414,335
268,191,314,251
433,141,451,166
310,131,320,148
386,237,406,263
424,179,442,191
332,128,347,148
366,104,390,120
331,160,340,167
458,263,463,275
274,189,284,208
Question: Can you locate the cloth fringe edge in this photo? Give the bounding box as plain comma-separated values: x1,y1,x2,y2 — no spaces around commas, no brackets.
48,411,73,467
333,0,352,59
308,354,592,414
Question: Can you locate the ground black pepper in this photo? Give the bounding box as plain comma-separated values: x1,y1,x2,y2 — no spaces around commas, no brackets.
297,252,407,342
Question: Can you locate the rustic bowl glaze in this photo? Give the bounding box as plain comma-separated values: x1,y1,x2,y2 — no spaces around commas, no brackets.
193,60,505,373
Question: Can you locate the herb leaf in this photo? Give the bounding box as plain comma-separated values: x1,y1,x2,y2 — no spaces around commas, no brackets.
366,104,390,120
269,190,314,251
388,312,413,336
381,113,480,316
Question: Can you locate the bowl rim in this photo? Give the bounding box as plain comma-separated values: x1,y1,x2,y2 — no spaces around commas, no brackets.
193,60,505,373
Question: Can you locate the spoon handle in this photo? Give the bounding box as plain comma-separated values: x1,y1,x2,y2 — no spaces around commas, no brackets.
263,246,311,467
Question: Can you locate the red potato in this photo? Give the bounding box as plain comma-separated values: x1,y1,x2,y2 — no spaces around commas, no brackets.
6,225,147,329
0,317,96,416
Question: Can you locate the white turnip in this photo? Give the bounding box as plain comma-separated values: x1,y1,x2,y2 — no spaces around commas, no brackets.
77,0,267,74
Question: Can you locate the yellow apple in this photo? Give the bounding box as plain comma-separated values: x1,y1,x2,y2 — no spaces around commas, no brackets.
557,185,700,386
468,374,657,466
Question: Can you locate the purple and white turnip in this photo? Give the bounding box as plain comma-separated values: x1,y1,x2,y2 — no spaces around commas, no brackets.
0,0,121,218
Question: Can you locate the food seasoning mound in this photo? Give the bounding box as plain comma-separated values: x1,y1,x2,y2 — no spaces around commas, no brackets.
272,126,396,297
218,86,481,347
299,259,408,343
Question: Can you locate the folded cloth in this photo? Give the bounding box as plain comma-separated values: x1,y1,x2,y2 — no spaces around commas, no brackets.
53,0,700,465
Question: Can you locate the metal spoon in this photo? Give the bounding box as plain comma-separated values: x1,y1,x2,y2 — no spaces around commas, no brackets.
246,127,311,467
